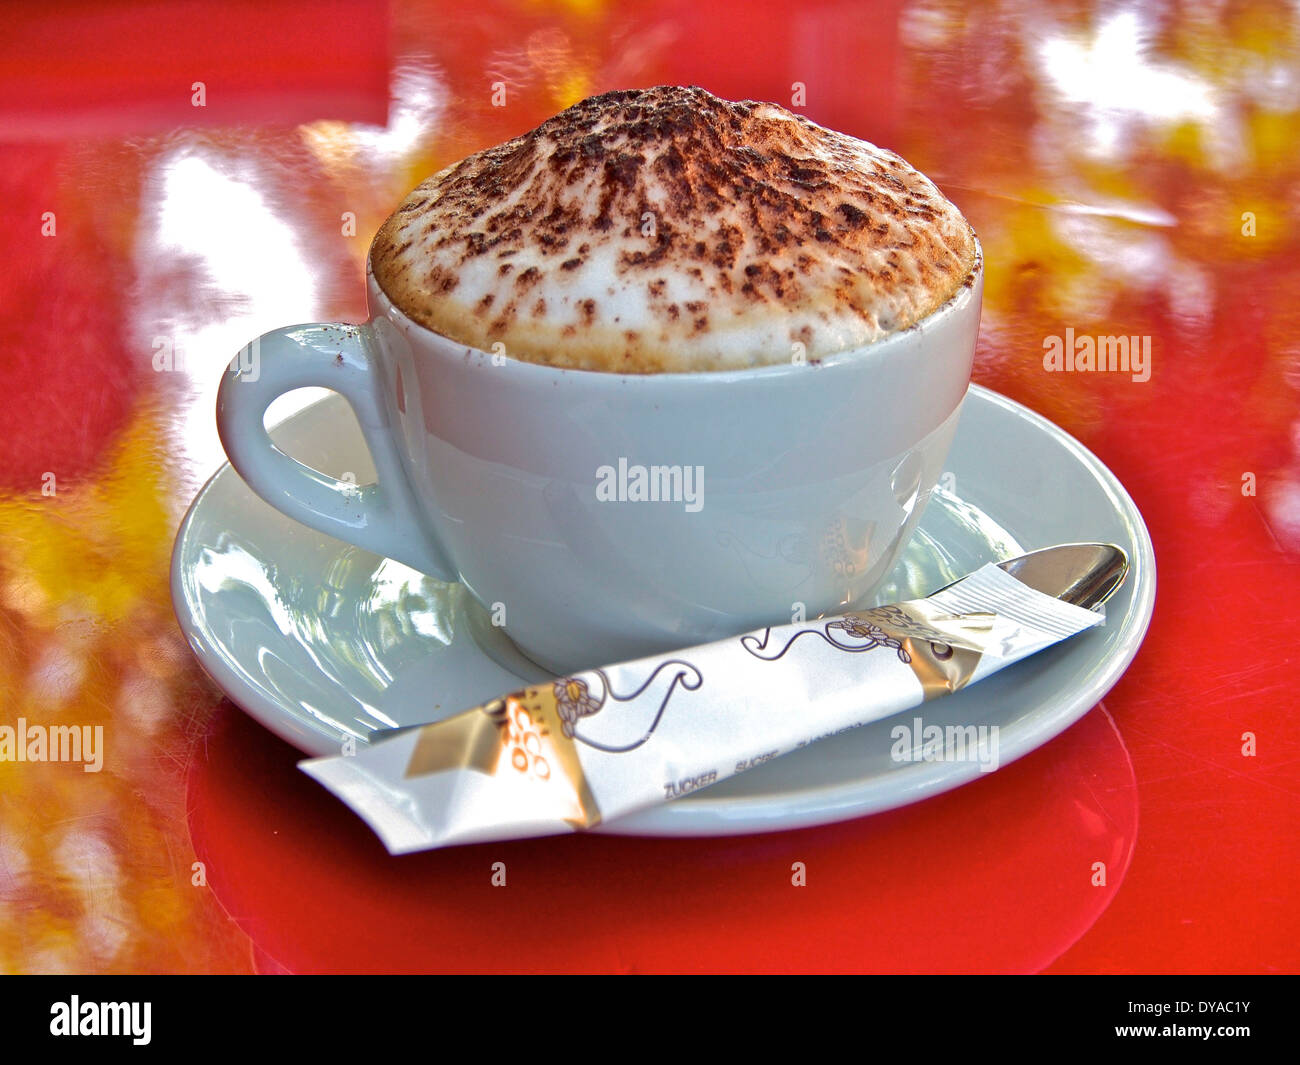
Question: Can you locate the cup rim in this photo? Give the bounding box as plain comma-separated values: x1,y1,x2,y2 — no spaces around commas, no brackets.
366,233,982,385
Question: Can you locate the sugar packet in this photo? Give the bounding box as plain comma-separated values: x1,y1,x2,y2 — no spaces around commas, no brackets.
301,558,1112,853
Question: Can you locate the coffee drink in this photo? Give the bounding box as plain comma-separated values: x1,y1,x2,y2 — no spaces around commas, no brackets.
221,86,982,673
370,85,976,373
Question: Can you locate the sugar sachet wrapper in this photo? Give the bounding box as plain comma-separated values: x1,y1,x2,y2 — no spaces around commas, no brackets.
300,562,1106,853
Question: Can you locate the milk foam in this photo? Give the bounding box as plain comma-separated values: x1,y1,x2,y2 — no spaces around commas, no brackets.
370,86,977,373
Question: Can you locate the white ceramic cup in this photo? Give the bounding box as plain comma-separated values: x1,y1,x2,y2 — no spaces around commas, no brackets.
217,245,982,675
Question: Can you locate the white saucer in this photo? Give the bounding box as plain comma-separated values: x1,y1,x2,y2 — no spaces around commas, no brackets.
171,384,1155,837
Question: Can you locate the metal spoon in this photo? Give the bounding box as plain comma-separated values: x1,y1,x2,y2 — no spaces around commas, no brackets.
935,541,1129,610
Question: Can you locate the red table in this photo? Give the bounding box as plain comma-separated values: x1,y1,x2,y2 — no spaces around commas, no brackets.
0,0,1295,973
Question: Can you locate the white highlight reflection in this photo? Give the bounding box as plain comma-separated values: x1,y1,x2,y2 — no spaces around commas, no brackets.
352,64,446,159
1038,9,1218,158
138,149,325,482
154,153,314,309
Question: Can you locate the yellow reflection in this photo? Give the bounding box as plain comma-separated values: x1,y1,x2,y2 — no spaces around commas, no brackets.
0,405,247,973
302,64,447,170
0,411,171,626
520,0,606,16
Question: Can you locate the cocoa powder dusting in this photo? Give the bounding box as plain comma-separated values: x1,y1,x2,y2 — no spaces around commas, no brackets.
370,85,977,372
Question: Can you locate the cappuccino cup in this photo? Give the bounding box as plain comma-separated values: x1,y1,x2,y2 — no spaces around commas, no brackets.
216,87,982,675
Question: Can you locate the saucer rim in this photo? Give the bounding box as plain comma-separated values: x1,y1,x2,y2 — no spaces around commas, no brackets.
170,382,1156,837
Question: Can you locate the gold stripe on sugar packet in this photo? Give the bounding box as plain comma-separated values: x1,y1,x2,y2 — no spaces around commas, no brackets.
858,601,991,700
403,685,602,829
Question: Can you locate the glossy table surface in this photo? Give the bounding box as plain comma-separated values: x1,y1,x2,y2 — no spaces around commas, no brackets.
0,0,1296,973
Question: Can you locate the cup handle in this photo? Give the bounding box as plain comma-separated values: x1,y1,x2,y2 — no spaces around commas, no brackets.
215,322,456,581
